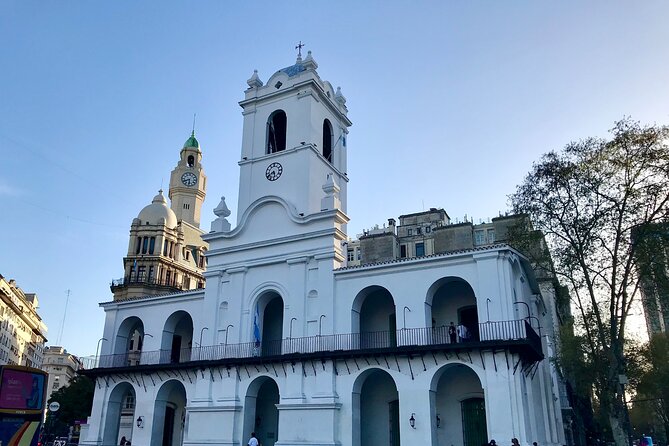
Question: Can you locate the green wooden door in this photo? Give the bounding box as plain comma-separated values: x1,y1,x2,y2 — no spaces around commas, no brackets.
461,398,487,446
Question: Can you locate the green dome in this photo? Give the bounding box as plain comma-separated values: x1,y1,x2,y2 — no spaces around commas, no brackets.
183,131,199,149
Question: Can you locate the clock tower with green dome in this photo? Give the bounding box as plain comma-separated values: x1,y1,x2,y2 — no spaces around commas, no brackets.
169,131,207,228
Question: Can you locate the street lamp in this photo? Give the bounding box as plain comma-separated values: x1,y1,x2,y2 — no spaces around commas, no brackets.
289,317,297,339
224,324,234,345
319,315,326,336
486,298,492,321
199,327,209,348
95,337,107,367
403,306,411,329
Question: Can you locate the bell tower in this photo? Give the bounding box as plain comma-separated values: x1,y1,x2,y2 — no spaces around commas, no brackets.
169,132,207,227
236,51,352,222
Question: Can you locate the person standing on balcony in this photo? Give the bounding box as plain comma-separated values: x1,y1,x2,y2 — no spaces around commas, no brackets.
448,322,457,343
457,322,468,342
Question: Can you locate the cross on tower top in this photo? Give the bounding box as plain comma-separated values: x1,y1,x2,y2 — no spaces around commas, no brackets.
295,41,305,58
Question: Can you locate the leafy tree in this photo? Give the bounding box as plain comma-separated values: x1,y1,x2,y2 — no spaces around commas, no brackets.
510,118,669,446
45,375,95,439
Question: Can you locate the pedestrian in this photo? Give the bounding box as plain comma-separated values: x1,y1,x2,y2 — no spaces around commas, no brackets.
489,440,497,446
248,432,259,446
533,442,538,446
511,438,520,446
457,323,468,342
448,322,457,343
120,437,127,446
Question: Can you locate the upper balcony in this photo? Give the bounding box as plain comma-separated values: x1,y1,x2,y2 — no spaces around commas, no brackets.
88,319,542,374
110,276,184,293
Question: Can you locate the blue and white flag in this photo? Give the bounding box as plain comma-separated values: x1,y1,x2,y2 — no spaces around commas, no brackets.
253,304,261,348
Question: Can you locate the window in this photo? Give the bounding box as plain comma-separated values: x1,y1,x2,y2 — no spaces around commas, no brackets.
163,240,168,256
357,250,361,261
416,227,422,235
416,242,425,257
267,110,287,153
124,395,135,410
148,266,154,281
488,229,495,243
474,230,485,245
183,203,190,210
408,228,413,236
149,237,155,254
323,119,333,163
137,266,146,280
425,226,431,233
400,245,407,258
142,237,148,254
185,251,190,261
135,238,141,254
347,249,355,262
187,155,194,167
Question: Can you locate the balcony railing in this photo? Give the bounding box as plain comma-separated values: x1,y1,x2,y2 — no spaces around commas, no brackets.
110,275,184,291
95,320,541,370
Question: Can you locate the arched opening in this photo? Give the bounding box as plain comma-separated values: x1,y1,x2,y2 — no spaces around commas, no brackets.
322,119,333,163
244,377,280,446
266,110,287,154
261,293,284,356
187,155,194,167
352,286,397,348
150,380,187,446
114,317,145,367
430,364,486,446
428,278,479,343
352,369,400,446
102,382,136,446
160,311,194,364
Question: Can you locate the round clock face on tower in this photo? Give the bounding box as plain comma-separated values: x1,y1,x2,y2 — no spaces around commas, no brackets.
181,172,198,187
265,162,283,181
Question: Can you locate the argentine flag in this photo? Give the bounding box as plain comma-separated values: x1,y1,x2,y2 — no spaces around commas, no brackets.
253,304,261,348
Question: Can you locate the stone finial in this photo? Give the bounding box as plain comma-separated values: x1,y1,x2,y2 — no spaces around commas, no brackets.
321,174,341,211
211,196,232,232
302,50,318,71
335,86,346,106
247,70,264,88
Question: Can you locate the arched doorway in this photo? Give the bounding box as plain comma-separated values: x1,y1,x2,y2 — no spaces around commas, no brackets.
114,317,145,366
352,286,397,349
428,278,479,342
352,369,400,446
255,291,284,356
431,364,486,446
102,382,136,446
150,380,187,446
244,377,280,446
161,311,194,363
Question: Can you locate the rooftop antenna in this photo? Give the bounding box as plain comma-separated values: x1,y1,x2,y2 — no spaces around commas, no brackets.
57,289,71,345
192,113,196,135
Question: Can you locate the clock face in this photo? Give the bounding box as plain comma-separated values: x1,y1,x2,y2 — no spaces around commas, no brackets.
181,172,198,187
265,162,283,181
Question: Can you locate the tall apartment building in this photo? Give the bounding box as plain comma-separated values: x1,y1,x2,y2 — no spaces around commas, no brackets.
0,275,47,368
633,222,669,337
42,346,83,400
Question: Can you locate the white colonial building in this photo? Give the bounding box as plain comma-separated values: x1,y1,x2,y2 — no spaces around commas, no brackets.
81,52,566,446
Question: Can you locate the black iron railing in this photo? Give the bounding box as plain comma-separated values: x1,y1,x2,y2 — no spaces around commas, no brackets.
110,276,184,290
95,319,540,369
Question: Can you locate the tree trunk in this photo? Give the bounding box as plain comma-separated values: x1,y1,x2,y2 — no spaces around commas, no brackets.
609,405,628,446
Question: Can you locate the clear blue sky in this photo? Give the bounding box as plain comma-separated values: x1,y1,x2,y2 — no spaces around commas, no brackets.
1,1,667,358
